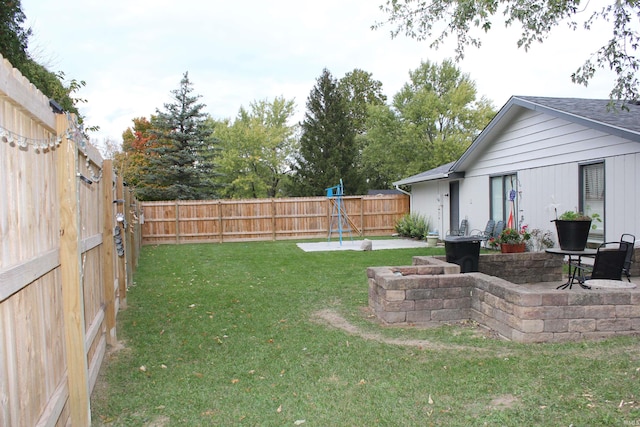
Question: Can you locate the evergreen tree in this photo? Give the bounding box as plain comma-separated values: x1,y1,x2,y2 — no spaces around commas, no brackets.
137,72,219,201
291,69,364,196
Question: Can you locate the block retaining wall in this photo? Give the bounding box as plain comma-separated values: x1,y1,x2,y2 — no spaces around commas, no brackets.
367,254,640,343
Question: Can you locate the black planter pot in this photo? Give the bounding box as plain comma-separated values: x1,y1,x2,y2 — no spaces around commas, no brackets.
553,219,592,251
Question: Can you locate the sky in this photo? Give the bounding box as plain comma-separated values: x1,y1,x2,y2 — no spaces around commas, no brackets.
21,0,619,147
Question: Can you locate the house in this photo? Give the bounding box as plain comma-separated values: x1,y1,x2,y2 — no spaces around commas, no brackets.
393,96,640,244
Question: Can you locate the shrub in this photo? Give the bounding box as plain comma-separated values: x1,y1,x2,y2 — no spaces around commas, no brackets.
394,213,431,240
527,228,555,252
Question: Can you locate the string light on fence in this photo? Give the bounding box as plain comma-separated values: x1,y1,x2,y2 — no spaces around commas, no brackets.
0,124,62,150
1,114,103,182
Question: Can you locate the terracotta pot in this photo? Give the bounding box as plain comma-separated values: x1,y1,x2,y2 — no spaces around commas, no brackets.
500,242,526,253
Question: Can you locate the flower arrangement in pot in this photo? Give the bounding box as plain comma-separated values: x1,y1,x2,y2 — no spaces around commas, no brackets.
494,226,531,253
552,210,601,251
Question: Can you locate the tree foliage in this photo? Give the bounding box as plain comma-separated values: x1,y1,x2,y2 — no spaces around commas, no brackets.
375,0,640,103
114,117,157,187
0,0,31,68
214,97,298,199
136,73,220,201
338,69,387,135
291,69,364,196
0,0,87,117
361,60,495,187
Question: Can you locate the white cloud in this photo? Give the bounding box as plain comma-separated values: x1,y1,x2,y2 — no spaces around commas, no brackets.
22,0,622,145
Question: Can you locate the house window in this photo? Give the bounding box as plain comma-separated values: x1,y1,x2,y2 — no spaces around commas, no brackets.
490,174,518,227
580,162,604,241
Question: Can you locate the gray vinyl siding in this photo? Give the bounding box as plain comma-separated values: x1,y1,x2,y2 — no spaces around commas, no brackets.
464,109,639,179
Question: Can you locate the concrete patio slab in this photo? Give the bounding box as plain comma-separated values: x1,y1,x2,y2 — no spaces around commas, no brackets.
297,238,429,252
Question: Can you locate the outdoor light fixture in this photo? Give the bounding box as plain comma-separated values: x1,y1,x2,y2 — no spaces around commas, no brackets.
113,199,125,204
116,213,125,223
77,173,93,185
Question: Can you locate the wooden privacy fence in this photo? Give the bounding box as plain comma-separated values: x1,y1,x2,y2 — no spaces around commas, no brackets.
0,56,140,426
141,194,409,245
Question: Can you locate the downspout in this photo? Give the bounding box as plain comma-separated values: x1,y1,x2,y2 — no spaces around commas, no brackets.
394,185,411,196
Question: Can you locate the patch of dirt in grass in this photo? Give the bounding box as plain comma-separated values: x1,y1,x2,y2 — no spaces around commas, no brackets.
488,394,519,409
144,415,171,426
312,308,495,351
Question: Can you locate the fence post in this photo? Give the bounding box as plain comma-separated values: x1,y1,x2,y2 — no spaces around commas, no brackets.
218,200,223,242
125,188,134,287
116,178,127,309
101,160,117,345
271,199,276,241
360,197,365,237
175,200,180,244
56,114,91,426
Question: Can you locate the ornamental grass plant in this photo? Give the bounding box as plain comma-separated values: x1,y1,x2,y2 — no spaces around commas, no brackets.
91,241,640,426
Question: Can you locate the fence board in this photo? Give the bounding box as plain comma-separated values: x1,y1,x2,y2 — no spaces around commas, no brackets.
1,55,139,426
141,195,409,244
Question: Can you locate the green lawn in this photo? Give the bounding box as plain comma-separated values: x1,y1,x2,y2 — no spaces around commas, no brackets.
91,241,640,426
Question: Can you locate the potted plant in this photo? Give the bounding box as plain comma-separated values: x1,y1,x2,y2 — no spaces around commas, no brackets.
426,231,439,247
552,210,601,251
496,226,531,253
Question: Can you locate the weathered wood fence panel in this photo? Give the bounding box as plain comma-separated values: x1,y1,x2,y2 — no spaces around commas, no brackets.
0,56,139,426
141,194,409,245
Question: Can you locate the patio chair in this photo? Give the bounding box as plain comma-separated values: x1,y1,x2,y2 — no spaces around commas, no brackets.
492,220,505,240
572,241,630,287
446,219,468,236
621,234,635,282
471,220,495,247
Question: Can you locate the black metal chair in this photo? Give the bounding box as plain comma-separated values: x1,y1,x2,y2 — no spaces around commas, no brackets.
621,234,635,282
572,241,630,288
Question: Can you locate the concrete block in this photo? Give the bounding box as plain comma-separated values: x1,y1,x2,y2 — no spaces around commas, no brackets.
584,305,616,319
544,319,569,333
415,298,444,310
518,319,545,333
548,332,582,342
568,318,596,332
443,297,471,310
510,330,554,343
385,290,405,301
582,331,616,340
541,293,569,307
514,305,563,320
603,293,632,305
597,318,631,331
568,293,605,306
405,288,434,300
380,311,406,324
509,293,543,307
431,308,469,322
433,287,470,299
560,306,586,319
383,299,415,312
615,305,640,318
406,310,433,323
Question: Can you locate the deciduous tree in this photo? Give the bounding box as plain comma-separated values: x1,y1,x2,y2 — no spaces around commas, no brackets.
214,97,298,198
361,60,495,187
375,0,640,104
114,117,156,187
